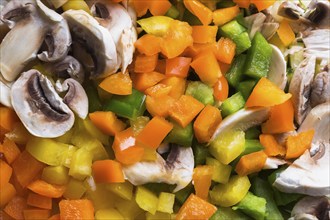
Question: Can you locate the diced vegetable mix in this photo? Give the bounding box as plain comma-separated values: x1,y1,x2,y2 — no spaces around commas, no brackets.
0,0,327,219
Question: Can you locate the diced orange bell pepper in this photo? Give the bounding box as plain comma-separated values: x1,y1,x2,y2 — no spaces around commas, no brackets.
135,34,162,56
233,0,250,8
214,38,236,64
136,116,173,149
134,53,159,73
213,76,229,101
155,59,167,74
161,76,187,99
194,105,222,143
192,26,218,44
0,182,16,207
132,0,150,17
245,77,292,107
149,0,172,16
0,137,21,164
48,214,61,220
218,62,231,74
112,128,145,165
23,209,51,220
99,72,132,95
145,83,172,97
250,0,275,11
193,165,214,200
183,0,213,25
191,49,222,86
89,111,126,136
0,160,12,187
259,134,286,157
169,95,205,128
277,20,295,47
146,95,176,117
92,160,125,183
213,5,240,26
59,199,95,220
27,180,66,198
0,107,19,133
235,151,268,176
165,57,192,78
132,71,166,91
27,192,53,210
3,196,27,219
285,130,314,159
176,194,217,220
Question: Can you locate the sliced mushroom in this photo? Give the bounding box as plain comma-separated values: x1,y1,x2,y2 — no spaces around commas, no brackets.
310,71,330,107
267,44,287,90
277,1,305,20
91,0,137,73
0,0,71,82
62,9,118,78
303,29,330,60
244,13,267,39
55,78,88,119
289,56,316,125
304,0,330,29
123,145,194,192
290,196,330,220
0,0,10,41
210,107,270,142
11,69,74,138
263,157,287,169
0,78,12,107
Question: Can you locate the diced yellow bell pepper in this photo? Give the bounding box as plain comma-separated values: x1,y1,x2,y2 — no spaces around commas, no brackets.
69,148,93,180
63,178,86,199
62,0,91,14
137,16,174,37
146,211,174,220
135,186,159,215
157,192,175,214
206,157,232,184
95,208,125,220
106,181,133,201
41,165,69,185
115,198,144,219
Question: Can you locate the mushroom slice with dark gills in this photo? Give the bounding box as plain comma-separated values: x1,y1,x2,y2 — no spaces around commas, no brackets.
310,70,330,108
304,0,330,29
0,0,71,82
62,9,118,78
290,196,330,220
123,145,194,192
11,70,74,138
289,56,316,125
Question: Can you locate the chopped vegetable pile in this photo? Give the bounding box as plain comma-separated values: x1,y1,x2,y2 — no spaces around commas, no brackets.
0,0,329,219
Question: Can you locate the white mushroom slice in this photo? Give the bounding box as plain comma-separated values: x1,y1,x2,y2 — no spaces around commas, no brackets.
244,13,266,39
310,71,330,108
290,196,330,220
11,70,75,138
0,78,12,107
62,9,118,78
123,145,194,192
303,29,330,60
289,56,316,125
304,0,330,29
210,107,270,142
267,44,287,90
263,157,287,169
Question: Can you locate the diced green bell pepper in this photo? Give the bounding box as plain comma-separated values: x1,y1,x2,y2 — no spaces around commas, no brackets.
157,192,175,214
63,178,86,199
233,191,267,220
95,208,125,220
135,186,159,215
244,32,273,79
103,88,146,120
220,92,245,118
234,32,252,54
206,157,232,184
106,181,133,201
210,130,245,164
41,166,69,185
225,54,247,88
165,122,193,147
210,207,251,220
237,80,257,100
137,16,174,37
84,80,102,113
192,141,210,166
165,5,180,19
69,148,93,180
185,81,214,105
245,127,261,139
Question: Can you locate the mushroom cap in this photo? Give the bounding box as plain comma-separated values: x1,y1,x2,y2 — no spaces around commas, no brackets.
11,69,75,138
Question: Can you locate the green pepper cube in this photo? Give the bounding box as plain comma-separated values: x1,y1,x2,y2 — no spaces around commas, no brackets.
209,130,245,164
233,191,267,220
63,178,86,199
220,20,246,39
192,142,210,166
41,166,69,185
233,32,252,54
245,127,261,139
95,208,125,220
206,157,232,184
135,186,159,215
220,92,245,118
185,81,214,105
244,32,273,79
157,192,175,214
237,80,257,100
83,80,102,113
225,54,247,88
165,122,193,147
210,207,251,220
104,88,146,120
68,148,93,180
106,181,133,201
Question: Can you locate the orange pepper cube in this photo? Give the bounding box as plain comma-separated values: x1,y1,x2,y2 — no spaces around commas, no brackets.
165,57,192,78
59,199,95,220
92,160,125,183
191,26,218,44
89,111,126,136
193,165,214,200
235,151,268,176
136,116,173,149
146,95,175,118
169,95,205,128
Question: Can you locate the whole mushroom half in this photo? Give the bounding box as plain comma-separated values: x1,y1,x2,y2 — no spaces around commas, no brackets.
0,0,71,82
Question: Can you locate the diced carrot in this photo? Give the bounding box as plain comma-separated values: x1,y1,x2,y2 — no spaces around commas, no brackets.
132,71,166,91
192,26,218,44
23,209,51,220
149,0,172,15
99,72,132,95
250,0,275,11
214,38,236,64
213,5,240,26
112,128,145,165
262,99,295,134
285,130,315,159
0,182,16,207
0,137,21,164
0,160,12,187
89,111,126,136
132,0,150,17
3,196,27,219
92,160,125,183
194,105,222,143
27,192,52,210
259,134,286,157
277,20,295,47
169,95,205,128
245,77,292,107
161,76,187,99
235,151,268,176
193,165,214,200
165,57,192,78
160,20,193,59
48,214,61,220
176,194,217,220
134,54,159,73
191,49,222,86
218,62,231,74
0,107,19,133
27,180,66,198
155,59,167,74
12,150,45,187
183,0,213,25
144,83,172,97
233,0,250,8
59,199,95,220
135,34,162,56
136,116,173,149
213,76,229,102
146,95,176,117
